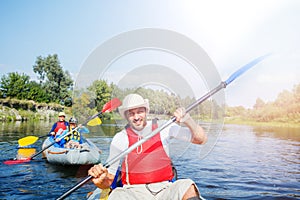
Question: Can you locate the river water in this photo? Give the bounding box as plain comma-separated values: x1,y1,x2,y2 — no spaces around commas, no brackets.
0,121,299,200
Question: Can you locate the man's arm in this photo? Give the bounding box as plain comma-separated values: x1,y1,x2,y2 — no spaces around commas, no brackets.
173,108,207,144
89,132,126,189
49,123,57,135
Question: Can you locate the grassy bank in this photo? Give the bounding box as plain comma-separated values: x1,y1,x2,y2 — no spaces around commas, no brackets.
0,98,69,122
224,117,300,128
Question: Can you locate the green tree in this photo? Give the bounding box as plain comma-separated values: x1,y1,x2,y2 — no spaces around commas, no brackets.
293,83,300,104
72,90,96,123
26,81,50,102
225,105,246,117
88,80,112,111
274,90,293,107
253,98,265,110
0,72,30,99
33,54,73,103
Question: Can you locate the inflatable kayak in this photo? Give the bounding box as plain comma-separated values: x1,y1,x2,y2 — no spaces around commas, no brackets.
42,137,101,165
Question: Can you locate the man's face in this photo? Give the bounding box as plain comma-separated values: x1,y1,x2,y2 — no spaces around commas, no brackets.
126,107,147,131
59,116,65,121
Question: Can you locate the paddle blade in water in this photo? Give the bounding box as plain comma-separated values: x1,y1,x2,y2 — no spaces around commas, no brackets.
3,157,31,165
18,136,39,147
101,98,122,113
87,117,102,126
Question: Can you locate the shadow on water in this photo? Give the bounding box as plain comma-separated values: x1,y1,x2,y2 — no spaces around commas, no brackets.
45,163,94,178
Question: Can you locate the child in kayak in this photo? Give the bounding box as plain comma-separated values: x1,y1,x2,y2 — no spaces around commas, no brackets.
55,117,89,149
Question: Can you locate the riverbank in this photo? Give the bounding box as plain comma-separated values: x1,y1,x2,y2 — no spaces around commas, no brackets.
224,117,300,128
0,98,67,121
1,98,299,129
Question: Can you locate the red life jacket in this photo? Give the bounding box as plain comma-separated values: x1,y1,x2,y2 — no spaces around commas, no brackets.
121,119,173,185
54,121,68,133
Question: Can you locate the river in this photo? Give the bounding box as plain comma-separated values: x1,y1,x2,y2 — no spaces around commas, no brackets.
0,121,299,199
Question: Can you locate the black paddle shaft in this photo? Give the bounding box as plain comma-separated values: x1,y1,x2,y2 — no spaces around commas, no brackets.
30,132,73,160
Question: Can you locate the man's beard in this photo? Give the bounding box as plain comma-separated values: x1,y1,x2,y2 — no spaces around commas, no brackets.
129,117,147,131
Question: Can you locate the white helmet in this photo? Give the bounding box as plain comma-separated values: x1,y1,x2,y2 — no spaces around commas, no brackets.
119,94,149,119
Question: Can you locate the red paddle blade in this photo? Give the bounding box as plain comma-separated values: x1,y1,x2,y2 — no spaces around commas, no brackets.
3,157,31,165
101,98,122,113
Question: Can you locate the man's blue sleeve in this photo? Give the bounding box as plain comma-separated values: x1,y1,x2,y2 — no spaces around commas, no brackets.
49,123,57,133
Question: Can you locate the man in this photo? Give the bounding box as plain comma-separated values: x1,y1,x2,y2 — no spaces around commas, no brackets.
88,94,207,200
49,112,69,137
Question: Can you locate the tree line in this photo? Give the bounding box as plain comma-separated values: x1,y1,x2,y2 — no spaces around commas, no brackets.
73,78,300,125
1,54,299,124
71,79,223,122
226,83,300,124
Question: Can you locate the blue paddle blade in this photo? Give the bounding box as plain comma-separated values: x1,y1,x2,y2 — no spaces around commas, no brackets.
225,53,272,86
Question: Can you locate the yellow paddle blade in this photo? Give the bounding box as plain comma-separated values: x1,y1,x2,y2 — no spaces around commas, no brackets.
87,117,102,126
17,148,36,159
18,136,39,147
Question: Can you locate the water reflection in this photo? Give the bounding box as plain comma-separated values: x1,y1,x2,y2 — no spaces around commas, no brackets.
0,120,124,141
45,163,94,178
0,121,53,143
197,124,300,199
17,148,36,160
253,126,300,142
1,122,299,199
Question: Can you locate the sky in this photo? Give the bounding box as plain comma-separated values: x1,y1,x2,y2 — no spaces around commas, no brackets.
0,0,299,108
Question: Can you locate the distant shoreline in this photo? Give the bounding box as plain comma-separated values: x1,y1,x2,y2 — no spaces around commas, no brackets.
224,118,300,128
1,98,299,129
0,98,66,122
